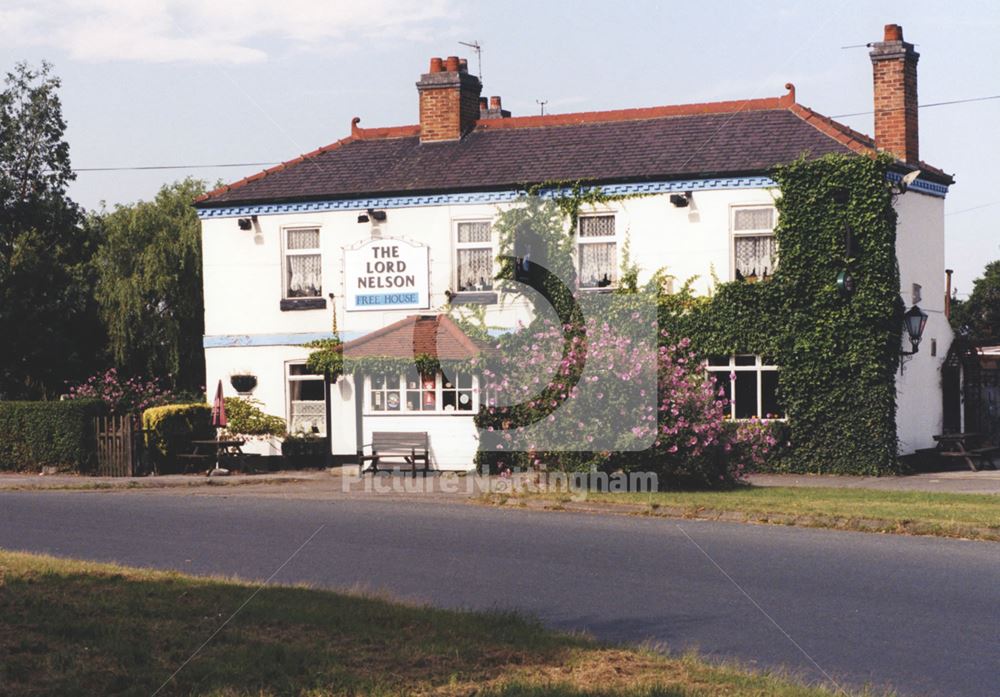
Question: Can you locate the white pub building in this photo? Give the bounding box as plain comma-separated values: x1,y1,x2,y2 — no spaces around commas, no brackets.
196,24,954,469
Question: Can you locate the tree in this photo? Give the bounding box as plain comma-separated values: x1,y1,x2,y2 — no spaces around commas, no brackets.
951,260,1000,346
92,178,207,393
0,62,103,399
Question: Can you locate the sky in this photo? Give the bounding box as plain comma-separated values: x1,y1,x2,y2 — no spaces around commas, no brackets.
1,0,998,296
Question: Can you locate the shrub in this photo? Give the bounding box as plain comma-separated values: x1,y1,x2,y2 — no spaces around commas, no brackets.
475,306,773,488
67,369,172,414
142,403,213,472
281,433,326,468
727,418,787,475
0,399,104,473
223,397,286,437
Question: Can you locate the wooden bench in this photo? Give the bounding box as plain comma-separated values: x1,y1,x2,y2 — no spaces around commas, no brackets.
358,432,430,478
175,453,213,474
177,439,248,474
938,446,999,472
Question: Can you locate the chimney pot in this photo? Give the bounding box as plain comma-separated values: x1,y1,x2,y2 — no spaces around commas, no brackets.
429,57,443,73
459,58,468,72
489,95,502,110
445,56,460,72
479,97,488,110
884,23,903,41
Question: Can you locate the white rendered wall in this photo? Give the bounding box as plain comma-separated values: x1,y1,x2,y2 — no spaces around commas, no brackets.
205,344,315,414
199,186,810,461
201,184,947,459
621,187,780,293
200,188,782,342
329,374,358,456
894,190,952,454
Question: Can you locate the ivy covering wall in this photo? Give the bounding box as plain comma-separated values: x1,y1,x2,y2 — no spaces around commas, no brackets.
520,154,904,475
670,154,903,474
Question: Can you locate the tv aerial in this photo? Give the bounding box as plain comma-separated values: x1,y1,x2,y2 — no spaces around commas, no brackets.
458,40,483,79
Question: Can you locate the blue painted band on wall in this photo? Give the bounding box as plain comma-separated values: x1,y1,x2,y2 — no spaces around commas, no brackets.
196,176,777,219
204,331,362,348
885,171,949,197
196,173,947,220
204,326,511,348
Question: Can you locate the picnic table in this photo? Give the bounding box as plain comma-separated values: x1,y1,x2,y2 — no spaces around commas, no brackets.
932,433,998,471
178,438,247,473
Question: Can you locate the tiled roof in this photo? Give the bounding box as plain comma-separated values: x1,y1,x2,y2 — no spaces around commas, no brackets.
342,314,489,361
196,87,952,207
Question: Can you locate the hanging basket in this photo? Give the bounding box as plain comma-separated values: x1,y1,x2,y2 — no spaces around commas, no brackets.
230,374,258,395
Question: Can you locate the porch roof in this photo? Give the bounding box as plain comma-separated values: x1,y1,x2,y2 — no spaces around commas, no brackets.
341,314,490,361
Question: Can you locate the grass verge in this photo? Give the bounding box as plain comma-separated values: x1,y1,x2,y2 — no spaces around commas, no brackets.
0,549,887,697
479,486,1000,541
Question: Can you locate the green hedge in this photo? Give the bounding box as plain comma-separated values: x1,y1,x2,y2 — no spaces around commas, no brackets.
223,397,286,436
0,400,104,473
142,403,213,472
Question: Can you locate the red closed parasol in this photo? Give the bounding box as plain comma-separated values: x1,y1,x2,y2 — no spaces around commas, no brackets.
211,379,227,428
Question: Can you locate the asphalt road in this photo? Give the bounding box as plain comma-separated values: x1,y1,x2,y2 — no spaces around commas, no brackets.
1,491,998,697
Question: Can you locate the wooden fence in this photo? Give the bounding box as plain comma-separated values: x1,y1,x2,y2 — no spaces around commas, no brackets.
94,415,143,477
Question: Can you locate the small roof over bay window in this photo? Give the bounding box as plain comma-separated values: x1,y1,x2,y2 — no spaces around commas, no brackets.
342,314,490,361
343,315,492,415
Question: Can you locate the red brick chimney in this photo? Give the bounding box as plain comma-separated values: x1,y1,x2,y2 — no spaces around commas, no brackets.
869,23,920,163
416,55,482,142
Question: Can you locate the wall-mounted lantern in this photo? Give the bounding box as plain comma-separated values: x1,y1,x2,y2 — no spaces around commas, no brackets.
901,305,928,356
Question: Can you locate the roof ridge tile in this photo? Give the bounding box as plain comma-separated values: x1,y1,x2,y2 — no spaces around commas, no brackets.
474,85,797,132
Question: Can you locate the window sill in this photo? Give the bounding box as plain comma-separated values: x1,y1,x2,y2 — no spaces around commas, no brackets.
451,291,497,305
578,286,616,294
724,417,788,423
731,276,775,284
364,411,476,417
280,297,327,311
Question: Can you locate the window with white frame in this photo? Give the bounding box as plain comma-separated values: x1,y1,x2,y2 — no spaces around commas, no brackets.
284,228,322,298
368,370,477,413
369,372,401,412
732,206,777,281
287,363,326,435
404,369,438,411
706,355,784,420
455,221,494,292
441,370,475,411
577,215,616,289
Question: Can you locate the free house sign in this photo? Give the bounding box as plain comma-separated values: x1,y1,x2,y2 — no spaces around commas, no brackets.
344,238,430,311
